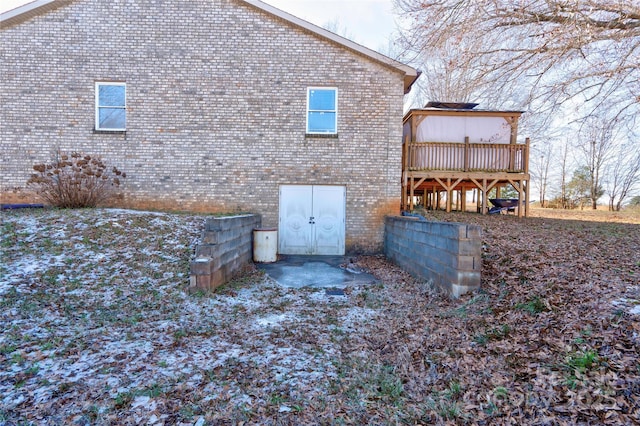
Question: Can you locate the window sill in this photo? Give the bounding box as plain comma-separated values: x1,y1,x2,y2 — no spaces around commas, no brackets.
93,129,127,135
305,133,338,139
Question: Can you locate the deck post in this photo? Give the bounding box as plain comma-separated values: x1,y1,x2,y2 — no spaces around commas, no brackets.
525,138,530,174
525,179,530,217
401,137,409,211
464,136,470,172
403,136,409,171
446,178,452,212
518,179,524,218
481,178,487,215
508,178,525,218
432,186,437,210
409,176,415,211
461,189,466,212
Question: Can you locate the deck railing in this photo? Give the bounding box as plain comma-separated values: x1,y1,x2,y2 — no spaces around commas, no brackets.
404,138,530,173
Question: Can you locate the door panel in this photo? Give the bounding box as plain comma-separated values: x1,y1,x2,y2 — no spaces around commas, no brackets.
312,185,345,255
279,185,345,255
279,185,313,254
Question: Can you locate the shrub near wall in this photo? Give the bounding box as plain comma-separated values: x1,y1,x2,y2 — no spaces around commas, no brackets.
384,216,482,297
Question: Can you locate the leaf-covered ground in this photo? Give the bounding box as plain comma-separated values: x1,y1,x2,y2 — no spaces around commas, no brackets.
1,207,638,425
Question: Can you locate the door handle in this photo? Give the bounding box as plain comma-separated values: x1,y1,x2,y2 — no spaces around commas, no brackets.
309,216,315,224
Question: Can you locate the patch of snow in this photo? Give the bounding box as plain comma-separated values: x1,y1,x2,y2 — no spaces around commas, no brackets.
0,208,385,423
612,298,640,315
254,313,296,327
131,395,154,409
103,208,170,216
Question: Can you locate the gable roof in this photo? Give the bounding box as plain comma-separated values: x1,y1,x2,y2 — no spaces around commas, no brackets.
1,0,419,93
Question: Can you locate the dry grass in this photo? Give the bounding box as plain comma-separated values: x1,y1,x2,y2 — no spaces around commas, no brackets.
529,205,640,224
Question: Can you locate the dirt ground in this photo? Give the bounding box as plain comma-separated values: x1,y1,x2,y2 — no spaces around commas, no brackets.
1,206,639,425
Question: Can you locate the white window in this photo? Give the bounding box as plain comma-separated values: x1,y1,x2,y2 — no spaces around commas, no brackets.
95,82,126,131
306,87,337,134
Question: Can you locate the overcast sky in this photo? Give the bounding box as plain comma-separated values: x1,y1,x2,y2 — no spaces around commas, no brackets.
0,0,399,52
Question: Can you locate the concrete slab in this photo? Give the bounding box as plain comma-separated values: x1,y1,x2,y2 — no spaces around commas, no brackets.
256,255,376,289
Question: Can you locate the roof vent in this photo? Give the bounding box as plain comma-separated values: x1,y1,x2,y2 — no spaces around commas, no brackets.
425,101,479,110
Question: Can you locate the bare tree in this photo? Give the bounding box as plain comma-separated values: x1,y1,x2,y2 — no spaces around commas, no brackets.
406,36,490,105
577,117,617,209
322,18,356,43
558,140,571,209
531,141,553,207
395,0,640,122
606,141,640,211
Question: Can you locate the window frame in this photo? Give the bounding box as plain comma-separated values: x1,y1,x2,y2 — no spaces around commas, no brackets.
95,82,127,131
306,87,338,135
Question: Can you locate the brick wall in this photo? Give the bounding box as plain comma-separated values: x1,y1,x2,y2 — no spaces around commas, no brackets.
384,216,482,297
189,214,261,292
0,0,407,252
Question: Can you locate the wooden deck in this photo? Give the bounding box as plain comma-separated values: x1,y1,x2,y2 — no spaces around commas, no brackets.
405,138,528,173
402,138,531,217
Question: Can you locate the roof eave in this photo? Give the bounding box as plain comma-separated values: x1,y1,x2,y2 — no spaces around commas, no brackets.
406,108,524,115
240,0,419,93
403,108,524,123
1,0,73,29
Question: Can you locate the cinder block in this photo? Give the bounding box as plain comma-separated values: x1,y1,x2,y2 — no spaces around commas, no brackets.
196,274,211,290
457,255,478,271
190,257,213,275
432,235,450,251
415,231,430,245
429,260,449,279
458,239,481,256
441,223,464,239
437,249,458,268
450,283,478,298
220,226,242,243
217,238,242,256
202,231,219,245
240,232,252,244
220,249,240,266
464,225,482,239
209,269,226,289
207,244,224,259
205,214,259,232
195,245,213,257
205,218,222,232
455,270,481,288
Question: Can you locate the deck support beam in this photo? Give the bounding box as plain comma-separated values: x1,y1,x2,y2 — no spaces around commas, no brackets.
434,177,463,213
409,176,414,211
461,189,466,212
403,171,530,217
469,177,499,215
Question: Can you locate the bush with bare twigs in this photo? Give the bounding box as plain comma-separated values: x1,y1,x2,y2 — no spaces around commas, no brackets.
27,152,126,208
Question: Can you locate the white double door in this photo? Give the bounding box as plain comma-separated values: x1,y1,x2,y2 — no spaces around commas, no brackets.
278,185,345,255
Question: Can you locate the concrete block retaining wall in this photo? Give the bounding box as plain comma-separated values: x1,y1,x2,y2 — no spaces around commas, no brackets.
189,214,261,292
384,216,482,297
